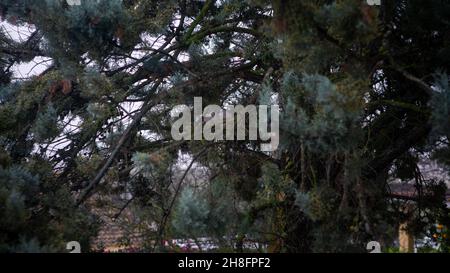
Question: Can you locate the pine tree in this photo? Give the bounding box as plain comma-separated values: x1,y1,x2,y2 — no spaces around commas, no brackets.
0,0,449,252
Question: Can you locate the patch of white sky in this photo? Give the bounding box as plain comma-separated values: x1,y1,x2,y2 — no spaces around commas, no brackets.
0,21,52,79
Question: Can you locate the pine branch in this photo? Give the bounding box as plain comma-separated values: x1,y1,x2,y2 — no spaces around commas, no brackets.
183,0,214,42
75,79,164,206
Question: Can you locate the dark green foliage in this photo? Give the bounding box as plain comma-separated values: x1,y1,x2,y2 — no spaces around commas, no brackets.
0,0,449,253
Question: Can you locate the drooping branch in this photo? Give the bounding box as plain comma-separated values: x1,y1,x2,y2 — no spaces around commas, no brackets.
76,79,164,206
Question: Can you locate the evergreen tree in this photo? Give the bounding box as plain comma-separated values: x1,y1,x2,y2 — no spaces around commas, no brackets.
0,0,449,252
